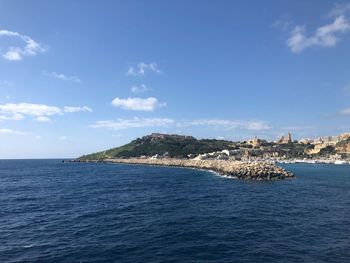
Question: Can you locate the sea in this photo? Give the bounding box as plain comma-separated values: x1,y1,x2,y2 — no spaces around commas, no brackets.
0,159,349,262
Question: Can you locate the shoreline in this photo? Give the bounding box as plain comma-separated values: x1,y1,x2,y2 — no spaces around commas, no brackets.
77,158,294,180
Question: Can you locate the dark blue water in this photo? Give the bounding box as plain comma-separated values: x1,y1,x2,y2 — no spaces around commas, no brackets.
1,160,350,262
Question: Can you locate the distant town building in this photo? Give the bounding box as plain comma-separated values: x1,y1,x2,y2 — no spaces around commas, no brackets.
299,138,311,144
247,136,262,148
150,154,160,159
306,143,327,155
278,132,292,144
339,133,350,141
221,149,231,156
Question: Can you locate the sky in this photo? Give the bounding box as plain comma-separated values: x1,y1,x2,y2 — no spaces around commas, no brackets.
0,0,350,158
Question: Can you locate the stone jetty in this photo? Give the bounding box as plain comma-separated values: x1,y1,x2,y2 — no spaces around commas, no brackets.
98,158,294,180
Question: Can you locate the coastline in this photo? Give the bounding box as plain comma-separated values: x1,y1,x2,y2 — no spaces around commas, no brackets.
78,158,294,180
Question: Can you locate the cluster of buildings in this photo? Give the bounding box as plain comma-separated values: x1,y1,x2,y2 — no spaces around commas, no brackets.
146,132,350,163
191,149,241,161
299,133,350,154
277,132,292,144
190,132,350,162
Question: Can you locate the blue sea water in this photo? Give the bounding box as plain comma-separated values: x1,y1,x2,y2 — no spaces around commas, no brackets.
0,160,350,263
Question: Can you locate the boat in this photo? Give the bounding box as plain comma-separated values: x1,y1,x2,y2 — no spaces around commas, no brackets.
334,160,347,165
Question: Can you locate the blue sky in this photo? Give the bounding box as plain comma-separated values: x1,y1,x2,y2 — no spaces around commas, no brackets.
0,0,350,158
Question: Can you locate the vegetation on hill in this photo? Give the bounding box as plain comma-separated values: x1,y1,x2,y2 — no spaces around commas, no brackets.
78,133,237,160
336,138,350,147
336,138,350,154
78,133,350,161
318,145,336,156
278,142,314,158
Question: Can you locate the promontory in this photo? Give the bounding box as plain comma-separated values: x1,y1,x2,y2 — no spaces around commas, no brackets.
76,133,295,180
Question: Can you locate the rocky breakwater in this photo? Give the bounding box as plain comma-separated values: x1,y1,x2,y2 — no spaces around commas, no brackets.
103,158,294,180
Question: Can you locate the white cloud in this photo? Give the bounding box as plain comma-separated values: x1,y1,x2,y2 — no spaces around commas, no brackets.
338,108,350,115
0,103,61,118
64,106,92,113
272,17,294,31
44,72,81,83
187,119,240,127
287,15,350,53
111,97,166,111
185,119,271,131
0,80,14,88
126,62,162,76
245,121,272,130
90,117,174,130
0,128,28,135
35,116,51,122
328,3,350,17
131,84,150,93
59,136,67,140
90,118,271,131
343,83,350,92
0,29,45,61
0,113,24,121
0,103,92,122
281,126,314,131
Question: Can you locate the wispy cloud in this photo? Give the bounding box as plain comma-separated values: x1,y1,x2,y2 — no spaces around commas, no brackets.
0,29,45,61
44,71,81,83
0,80,14,88
338,107,350,115
184,119,271,131
111,97,166,111
35,116,51,122
90,118,174,130
272,16,294,31
286,15,350,53
64,106,92,113
328,3,350,17
0,113,23,121
90,118,271,131
130,84,150,93
59,136,67,140
126,62,162,76
0,103,92,122
281,126,315,131
0,128,28,135
343,83,350,92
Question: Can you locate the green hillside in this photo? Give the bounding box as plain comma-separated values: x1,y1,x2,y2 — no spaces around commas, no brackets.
78,133,236,160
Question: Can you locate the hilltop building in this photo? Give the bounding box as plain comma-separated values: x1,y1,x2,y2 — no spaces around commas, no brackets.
247,136,262,148
299,138,311,144
338,133,350,141
278,132,292,144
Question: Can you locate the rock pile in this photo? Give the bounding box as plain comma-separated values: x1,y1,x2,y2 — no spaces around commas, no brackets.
100,158,294,180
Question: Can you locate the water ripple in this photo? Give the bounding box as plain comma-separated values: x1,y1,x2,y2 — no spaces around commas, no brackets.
0,160,350,262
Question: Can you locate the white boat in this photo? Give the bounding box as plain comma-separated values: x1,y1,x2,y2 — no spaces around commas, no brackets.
334,160,347,165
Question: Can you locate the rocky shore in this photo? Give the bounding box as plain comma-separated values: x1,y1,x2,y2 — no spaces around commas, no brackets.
81,158,294,180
